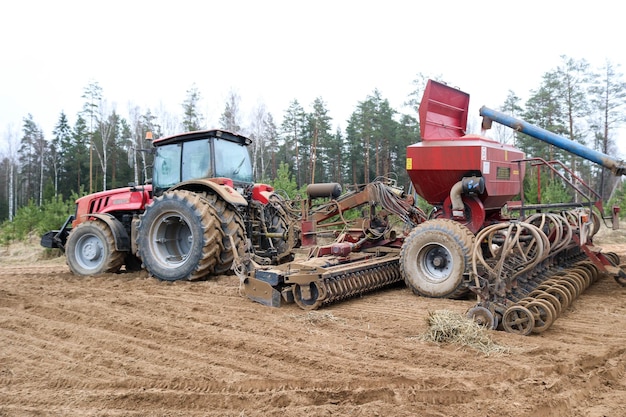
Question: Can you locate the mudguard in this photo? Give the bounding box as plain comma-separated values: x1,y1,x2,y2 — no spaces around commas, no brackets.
86,213,130,252
170,179,248,206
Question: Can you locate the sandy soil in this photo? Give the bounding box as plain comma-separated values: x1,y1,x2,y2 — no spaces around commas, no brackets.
1,232,625,417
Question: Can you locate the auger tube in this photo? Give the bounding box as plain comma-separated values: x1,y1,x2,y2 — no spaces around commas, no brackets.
480,106,626,176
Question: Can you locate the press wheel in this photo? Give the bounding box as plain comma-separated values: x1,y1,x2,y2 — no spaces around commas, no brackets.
530,290,562,316
544,285,571,309
555,278,579,299
525,300,555,333
502,306,535,336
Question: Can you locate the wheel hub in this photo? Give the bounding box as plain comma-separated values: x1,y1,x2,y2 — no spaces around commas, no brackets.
431,253,447,268
81,240,101,261
422,245,452,281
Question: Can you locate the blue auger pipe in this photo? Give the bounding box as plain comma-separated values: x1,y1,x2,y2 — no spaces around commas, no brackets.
479,106,626,176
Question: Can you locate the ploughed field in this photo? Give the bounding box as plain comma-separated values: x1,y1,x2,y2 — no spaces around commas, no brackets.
1,230,625,417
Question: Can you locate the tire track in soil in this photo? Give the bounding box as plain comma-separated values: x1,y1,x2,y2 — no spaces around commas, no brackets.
1,254,626,416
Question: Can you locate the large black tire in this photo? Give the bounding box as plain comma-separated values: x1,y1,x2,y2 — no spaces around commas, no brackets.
400,219,475,298
203,192,246,275
66,220,125,276
263,200,296,263
249,196,296,264
136,190,223,281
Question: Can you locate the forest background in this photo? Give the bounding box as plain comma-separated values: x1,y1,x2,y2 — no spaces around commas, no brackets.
2,55,626,243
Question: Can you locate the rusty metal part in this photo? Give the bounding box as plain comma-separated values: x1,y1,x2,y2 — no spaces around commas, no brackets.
467,210,626,336
502,306,535,336
466,306,497,330
244,252,402,310
533,291,563,317
525,300,555,334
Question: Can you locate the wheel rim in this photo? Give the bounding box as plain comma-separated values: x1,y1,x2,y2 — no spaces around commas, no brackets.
74,233,105,271
467,306,497,330
417,243,454,283
148,211,193,268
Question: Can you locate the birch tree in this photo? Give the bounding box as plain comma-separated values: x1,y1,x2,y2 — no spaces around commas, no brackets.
81,80,102,193
248,102,274,180
589,59,626,200
1,125,19,221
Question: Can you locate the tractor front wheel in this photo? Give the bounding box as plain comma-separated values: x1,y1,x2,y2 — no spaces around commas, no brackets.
66,220,125,276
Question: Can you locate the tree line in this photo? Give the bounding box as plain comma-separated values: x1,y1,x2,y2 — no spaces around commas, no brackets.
2,55,626,230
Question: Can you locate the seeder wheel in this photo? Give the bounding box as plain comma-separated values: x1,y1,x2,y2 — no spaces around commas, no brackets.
502,305,535,336
576,261,599,283
525,300,555,333
554,278,579,299
562,273,586,294
531,291,563,316
466,306,498,330
570,267,592,288
605,252,620,265
400,219,475,298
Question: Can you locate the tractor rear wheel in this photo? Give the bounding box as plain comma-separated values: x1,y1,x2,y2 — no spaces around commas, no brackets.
203,192,246,275
400,219,475,298
137,190,223,281
262,198,296,263
66,220,125,276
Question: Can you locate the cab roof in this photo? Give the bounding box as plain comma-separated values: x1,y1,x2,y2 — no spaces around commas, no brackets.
152,129,252,147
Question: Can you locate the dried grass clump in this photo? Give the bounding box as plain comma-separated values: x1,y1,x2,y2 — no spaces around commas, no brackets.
418,310,509,355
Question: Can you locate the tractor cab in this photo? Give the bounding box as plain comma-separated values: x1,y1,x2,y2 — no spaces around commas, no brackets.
151,129,254,197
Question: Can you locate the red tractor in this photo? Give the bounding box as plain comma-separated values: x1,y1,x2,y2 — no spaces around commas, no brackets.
41,129,298,281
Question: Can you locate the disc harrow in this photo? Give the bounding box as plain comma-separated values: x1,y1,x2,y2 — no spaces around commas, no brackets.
467,209,620,335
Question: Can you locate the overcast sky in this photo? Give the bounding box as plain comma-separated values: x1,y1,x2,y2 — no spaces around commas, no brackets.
1,0,625,156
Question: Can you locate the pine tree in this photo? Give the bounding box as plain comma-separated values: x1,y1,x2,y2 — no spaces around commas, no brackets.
306,97,332,184
70,115,90,195
557,55,591,201
519,71,568,163
182,83,205,131
17,114,45,206
325,127,345,184
219,89,242,133
280,100,307,187
394,113,420,188
345,90,398,185
263,113,279,181
50,112,72,199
